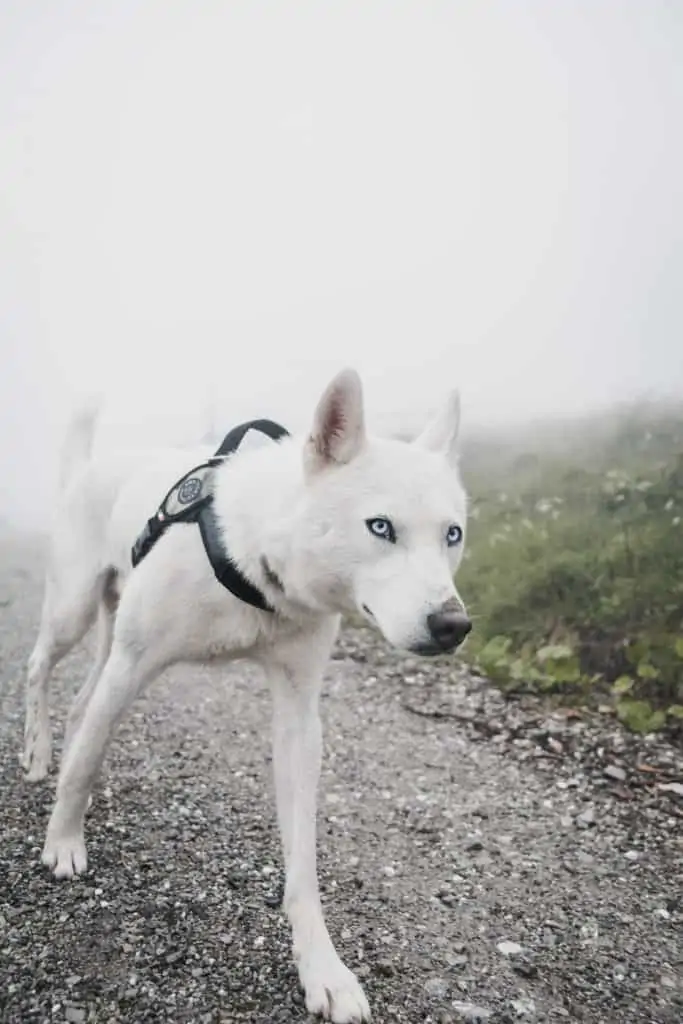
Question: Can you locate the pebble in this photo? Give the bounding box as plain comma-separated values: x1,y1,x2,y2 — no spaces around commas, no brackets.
576,806,596,828
612,963,627,982
604,765,627,782
511,956,538,978
580,919,599,946
658,782,683,797
424,976,450,1000
451,1002,493,1022
376,959,395,977
496,941,523,956
510,997,536,1018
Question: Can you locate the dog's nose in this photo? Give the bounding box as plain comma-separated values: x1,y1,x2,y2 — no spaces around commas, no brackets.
427,609,472,650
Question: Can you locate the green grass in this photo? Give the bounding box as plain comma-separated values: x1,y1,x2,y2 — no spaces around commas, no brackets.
457,400,683,732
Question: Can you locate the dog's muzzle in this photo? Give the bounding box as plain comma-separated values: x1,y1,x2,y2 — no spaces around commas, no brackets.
411,603,472,656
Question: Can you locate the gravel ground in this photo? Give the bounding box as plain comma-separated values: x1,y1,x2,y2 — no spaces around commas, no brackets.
1,528,682,1024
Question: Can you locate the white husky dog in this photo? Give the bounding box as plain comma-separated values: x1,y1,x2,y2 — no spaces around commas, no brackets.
24,368,470,1023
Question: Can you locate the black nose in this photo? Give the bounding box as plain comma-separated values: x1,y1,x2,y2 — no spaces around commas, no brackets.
427,610,472,650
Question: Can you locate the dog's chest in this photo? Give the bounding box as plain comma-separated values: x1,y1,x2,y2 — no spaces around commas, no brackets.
179,592,299,664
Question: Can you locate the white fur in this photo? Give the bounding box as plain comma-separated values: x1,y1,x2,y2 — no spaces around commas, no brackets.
24,369,468,1023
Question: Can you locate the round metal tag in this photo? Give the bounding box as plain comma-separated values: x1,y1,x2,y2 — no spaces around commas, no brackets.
177,476,203,505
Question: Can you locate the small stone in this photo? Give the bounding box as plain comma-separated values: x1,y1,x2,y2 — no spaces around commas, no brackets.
612,963,627,982
424,976,449,1000
658,782,683,797
653,908,670,920
511,997,536,1018
497,940,523,956
376,959,394,977
65,1008,85,1024
512,956,538,978
604,765,626,783
451,1002,493,1023
576,806,596,828
624,850,640,861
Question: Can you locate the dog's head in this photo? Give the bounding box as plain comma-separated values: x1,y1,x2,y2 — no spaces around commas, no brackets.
293,368,470,655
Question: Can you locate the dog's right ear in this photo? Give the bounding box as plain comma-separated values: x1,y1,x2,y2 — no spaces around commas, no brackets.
305,368,366,474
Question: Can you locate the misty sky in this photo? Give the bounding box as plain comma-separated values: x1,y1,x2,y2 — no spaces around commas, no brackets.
1,1,681,527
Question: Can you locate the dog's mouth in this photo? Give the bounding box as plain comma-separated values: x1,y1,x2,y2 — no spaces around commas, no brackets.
408,641,454,657
360,604,466,657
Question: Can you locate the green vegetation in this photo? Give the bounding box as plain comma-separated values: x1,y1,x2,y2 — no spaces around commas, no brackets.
457,400,683,732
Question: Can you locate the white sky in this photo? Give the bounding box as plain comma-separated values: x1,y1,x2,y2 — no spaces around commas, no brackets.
1,1,681,527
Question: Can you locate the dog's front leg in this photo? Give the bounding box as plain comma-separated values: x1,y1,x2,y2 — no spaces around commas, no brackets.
266,630,370,1024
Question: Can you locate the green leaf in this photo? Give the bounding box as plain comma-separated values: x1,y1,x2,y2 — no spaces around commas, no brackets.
666,704,683,720
625,641,648,666
616,699,665,734
545,657,581,683
536,643,574,663
611,676,634,695
675,638,683,659
509,658,529,681
636,660,659,680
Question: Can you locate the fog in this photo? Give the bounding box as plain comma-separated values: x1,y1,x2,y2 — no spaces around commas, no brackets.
1,1,681,529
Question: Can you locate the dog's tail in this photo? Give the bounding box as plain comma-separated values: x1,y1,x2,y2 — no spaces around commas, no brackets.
59,393,102,490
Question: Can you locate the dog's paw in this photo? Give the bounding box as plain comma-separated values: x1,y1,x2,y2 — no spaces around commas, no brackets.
22,735,51,782
298,950,371,1023
42,832,87,879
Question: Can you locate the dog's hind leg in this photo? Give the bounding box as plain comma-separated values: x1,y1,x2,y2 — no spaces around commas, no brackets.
42,640,160,879
265,621,371,1024
62,599,115,762
23,576,100,782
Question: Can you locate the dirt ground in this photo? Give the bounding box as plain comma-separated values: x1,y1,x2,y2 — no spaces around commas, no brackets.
1,529,681,1023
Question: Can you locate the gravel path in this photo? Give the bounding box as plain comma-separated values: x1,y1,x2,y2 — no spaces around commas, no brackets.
1,529,682,1024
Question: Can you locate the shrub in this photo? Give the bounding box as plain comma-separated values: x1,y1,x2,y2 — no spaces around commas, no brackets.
457,401,683,730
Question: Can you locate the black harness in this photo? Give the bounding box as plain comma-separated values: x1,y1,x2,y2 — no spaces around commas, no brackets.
131,419,290,613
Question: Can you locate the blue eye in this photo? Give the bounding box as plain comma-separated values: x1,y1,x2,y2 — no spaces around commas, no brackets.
366,517,396,543
446,524,463,547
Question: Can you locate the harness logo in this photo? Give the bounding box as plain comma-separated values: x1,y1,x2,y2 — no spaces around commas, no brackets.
177,477,203,505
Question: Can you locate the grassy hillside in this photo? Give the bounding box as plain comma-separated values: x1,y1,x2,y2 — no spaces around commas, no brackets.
457,400,683,733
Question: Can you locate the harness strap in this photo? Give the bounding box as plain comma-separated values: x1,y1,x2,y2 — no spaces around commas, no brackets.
197,503,275,613
130,419,290,613
214,418,290,455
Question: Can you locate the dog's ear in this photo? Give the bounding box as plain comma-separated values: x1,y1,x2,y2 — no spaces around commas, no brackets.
305,368,366,473
413,390,461,466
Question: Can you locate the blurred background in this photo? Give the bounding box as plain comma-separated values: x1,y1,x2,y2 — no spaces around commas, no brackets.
1,0,681,528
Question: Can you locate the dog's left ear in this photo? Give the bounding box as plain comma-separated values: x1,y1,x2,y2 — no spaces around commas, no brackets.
413,390,461,467
305,368,367,474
